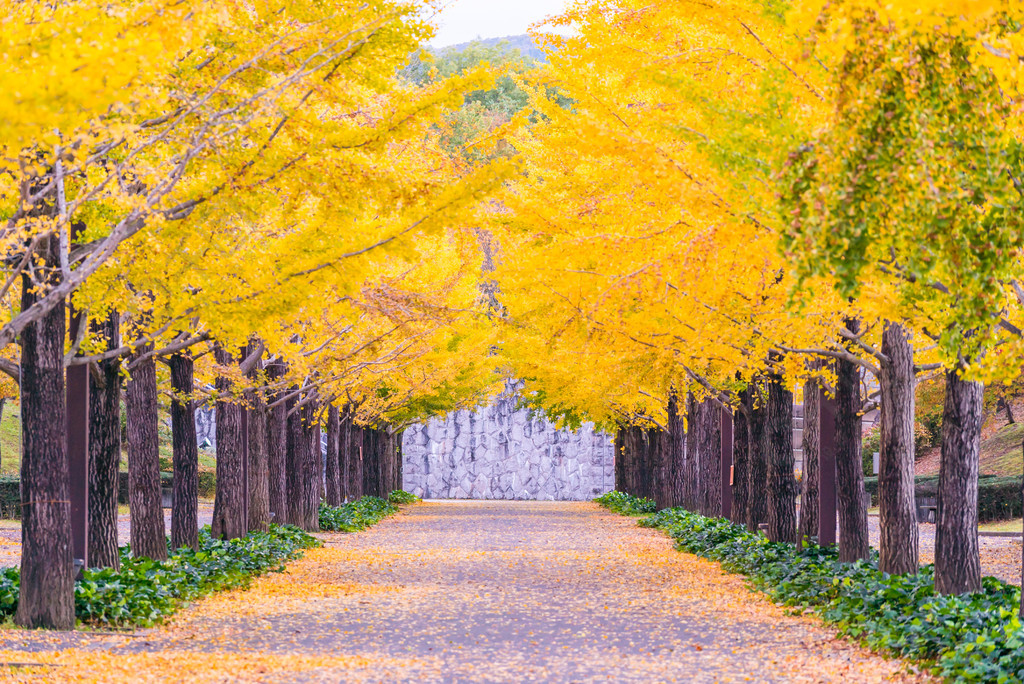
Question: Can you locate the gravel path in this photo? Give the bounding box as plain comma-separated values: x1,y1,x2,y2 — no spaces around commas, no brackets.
865,515,1022,586
0,501,929,682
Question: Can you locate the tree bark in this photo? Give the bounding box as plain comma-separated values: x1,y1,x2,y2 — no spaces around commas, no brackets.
88,311,121,569
0,397,5,466
766,375,797,544
684,393,699,511
246,393,270,533
362,427,381,497
666,394,684,508
379,428,396,496
266,364,288,522
286,393,304,525
16,235,74,629
325,406,342,506
835,321,869,563
934,368,982,595
798,377,820,548
297,402,320,531
347,422,364,500
731,396,750,526
244,347,269,534
614,427,626,493
339,408,352,502
126,345,167,560
878,322,918,575
699,399,722,517
746,386,768,532
211,347,246,540
169,352,199,551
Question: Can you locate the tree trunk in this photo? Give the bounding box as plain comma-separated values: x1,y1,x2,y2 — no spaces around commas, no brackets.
244,347,269,534
666,394,684,508
379,428,395,496
0,398,5,467
835,321,869,563
798,377,820,548
766,375,797,544
211,348,246,540
878,322,918,575
325,406,342,506
998,397,1014,424
934,368,983,595
684,393,699,511
363,428,382,497
731,397,750,526
266,365,288,522
286,394,304,525
297,402,320,531
87,311,121,569
699,399,722,517
126,345,167,560
746,386,768,532
339,408,351,502
246,393,270,533
347,423,364,501
614,427,626,493
169,352,199,551
16,235,74,629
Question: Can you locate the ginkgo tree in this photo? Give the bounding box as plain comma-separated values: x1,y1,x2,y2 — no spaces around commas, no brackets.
2,0,513,630
491,0,1020,596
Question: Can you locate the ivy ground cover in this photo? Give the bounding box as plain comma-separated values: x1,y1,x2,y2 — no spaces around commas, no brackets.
597,492,1023,682
0,500,927,682
0,494,413,629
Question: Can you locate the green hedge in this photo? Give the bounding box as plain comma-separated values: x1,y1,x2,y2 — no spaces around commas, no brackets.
595,490,658,516
864,475,1022,523
0,524,319,627
602,493,1024,682
0,476,18,518
319,494,404,532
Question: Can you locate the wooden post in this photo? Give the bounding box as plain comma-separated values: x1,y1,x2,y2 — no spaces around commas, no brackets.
720,406,733,520
818,387,837,547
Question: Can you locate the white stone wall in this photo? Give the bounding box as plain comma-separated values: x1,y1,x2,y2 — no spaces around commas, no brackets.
402,389,615,500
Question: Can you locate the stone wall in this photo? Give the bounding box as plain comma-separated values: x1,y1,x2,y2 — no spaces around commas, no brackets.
402,388,615,500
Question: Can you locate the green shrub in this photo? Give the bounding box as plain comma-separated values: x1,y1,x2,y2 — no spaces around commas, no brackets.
319,496,399,532
594,491,658,515
863,474,1021,522
198,470,217,498
917,376,945,448
861,425,880,476
0,476,19,518
388,490,420,505
625,506,1024,682
0,524,318,627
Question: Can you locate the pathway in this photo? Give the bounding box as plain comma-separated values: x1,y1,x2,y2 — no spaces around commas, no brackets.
0,502,929,682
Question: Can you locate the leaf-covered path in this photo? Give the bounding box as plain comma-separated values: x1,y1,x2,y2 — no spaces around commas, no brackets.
0,501,929,682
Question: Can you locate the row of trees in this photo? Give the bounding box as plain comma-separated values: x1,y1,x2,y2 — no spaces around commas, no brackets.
3,1,511,629
486,0,1024,613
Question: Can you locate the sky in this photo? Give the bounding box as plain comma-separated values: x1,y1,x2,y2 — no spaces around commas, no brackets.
428,0,573,47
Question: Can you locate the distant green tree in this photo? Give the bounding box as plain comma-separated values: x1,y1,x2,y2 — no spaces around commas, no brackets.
403,38,570,163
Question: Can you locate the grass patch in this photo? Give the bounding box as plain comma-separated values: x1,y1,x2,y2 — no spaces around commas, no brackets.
980,422,1024,477
980,518,1024,534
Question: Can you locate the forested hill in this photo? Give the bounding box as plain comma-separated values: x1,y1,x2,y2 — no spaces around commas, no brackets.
442,34,545,62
